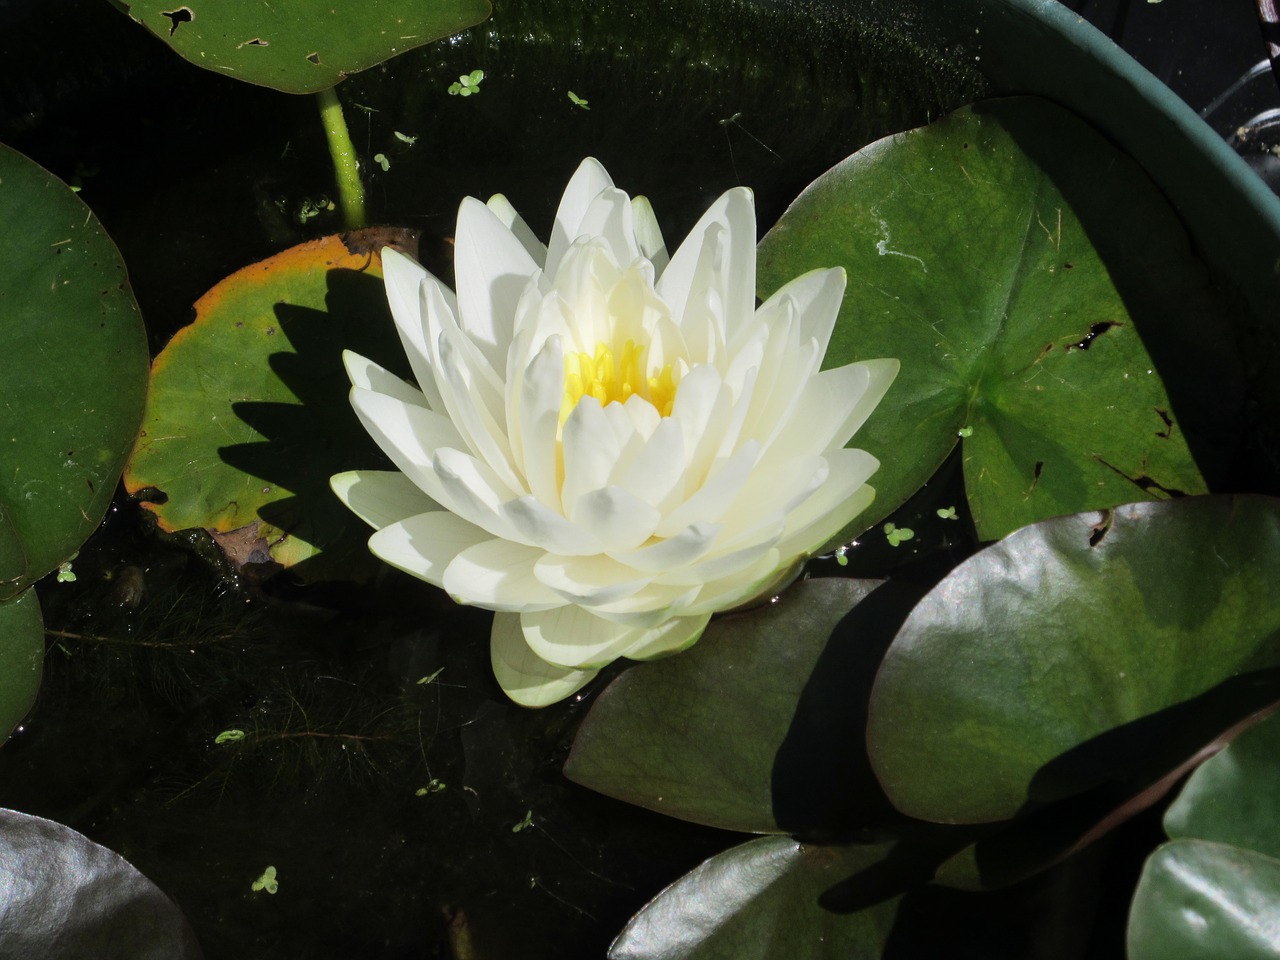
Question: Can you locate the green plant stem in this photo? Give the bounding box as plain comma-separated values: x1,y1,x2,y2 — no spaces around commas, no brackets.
316,86,366,230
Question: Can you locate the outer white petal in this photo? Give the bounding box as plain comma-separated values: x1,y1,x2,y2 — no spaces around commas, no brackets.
681,547,784,615
342,351,427,407
486,193,548,265
656,535,780,587
443,539,565,611
760,361,874,463
656,186,756,346
546,157,615,277
492,613,597,707
620,614,712,661
453,196,540,371
516,335,566,509
827,357,900,449
656,441,760,537
774,447,880,558
436,321,522,491
330,470,440,531
349,387,464,504
607,521,720,573
380,248,447,410
432,447,527,543
369,511,490,587
757,266,847,359
583,583,702,628
521,605,643,669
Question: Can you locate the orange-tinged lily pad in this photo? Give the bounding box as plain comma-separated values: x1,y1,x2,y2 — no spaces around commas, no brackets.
124,229,420,581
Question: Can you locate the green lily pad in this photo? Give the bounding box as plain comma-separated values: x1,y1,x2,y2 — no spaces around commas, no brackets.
1128,711,1280,959
867,495,1280,826
0,142,149,600
609,836,900,960
566,578,923,835
123,230,415,581
0,590,44,744
758,97,1237,541
112,0,492,94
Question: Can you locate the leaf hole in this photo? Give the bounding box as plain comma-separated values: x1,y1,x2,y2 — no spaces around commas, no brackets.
238,38,270,48
1088,510,1113,547
161,7,193,36
1155,408,1173,440
1025,460,1044,496
307,52,322,65
1069,321,1120,351
1063,261,1075,269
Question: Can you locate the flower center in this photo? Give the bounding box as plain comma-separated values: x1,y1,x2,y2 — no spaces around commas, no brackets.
560,339,676,424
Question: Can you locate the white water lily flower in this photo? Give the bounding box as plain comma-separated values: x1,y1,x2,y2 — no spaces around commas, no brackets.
332,158,898,707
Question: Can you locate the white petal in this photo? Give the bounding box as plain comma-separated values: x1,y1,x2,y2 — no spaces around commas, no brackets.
561,398,621,515
656,440,760,537
443,539,564,611
503,496,603,555
657,187,756,345
546,158,615,277
486,193,548,265
614,416,686,514
670,364,732,491
380,249,447,410
575,187,642,272
492,612,597,708
330,470,439,530
757,266,846,359
369,511,489,587
682,547,785,615
765,358,900,463
436,320,523,490
521,605,643,669
516,336,566,508
621,614,711,661
584,582,702,627
607,521,720,573
453,196,540,371
534,553,652,606
774,448,880,558
658,535,779,586
349,387,464,504
829,358,900,448
631,195,669,273
568,486,661,550
432,447,526,542
342,351,427,407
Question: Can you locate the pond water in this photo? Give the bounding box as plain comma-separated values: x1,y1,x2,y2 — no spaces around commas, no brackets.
0,1,990,957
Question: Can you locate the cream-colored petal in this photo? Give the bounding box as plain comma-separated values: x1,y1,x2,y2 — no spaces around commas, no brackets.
631,195,669,273
828,357,900,449
774,448,880,558
436,321,523,491
491,613,597,708
614,416,686,515
568,486,661,551
607,521,720,574
561,397,621,516
670,364,731,490
330,470,440,530
443,539,564,611
681,547,784,615
432,447,527,543
349,386,463,504
656,440,760,537
757,266,846,359
486,193,548,265
533,553,652,606
583,583,702,628
453,196,539,371
620,614,711,661
342,351,427,407
503,496,603,556
574,187,642,274
546,157,615,277
369,511,490,587
516,335,565,509
521,605,643,669
380,249,448,410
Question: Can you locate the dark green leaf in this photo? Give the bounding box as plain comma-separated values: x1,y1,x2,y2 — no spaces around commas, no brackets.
1128,839,1280,960
0,143,148,600
566,579,922,835
0,808,203,959
610,837,900,960
0,590,43,744
758,97,1237,541
123,231,415,581
113,0,492,94
867,495,1280,825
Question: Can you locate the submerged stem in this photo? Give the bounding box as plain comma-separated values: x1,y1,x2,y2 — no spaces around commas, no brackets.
316,86,367,229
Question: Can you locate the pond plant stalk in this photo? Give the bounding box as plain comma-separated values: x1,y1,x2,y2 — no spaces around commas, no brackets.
316,87,367,230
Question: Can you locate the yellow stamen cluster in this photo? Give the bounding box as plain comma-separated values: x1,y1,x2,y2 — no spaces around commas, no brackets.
560,339,676,425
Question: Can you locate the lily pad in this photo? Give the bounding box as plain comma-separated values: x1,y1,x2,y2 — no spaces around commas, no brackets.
867,495,1280,826
610,836,900,960
1126,709,1280,959
758,97,1238,541
0,142,149,600
0,590,44,744
566,578,923,835
0,808,203,959
123,231,416,580
112,0,492,94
